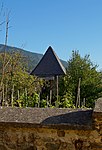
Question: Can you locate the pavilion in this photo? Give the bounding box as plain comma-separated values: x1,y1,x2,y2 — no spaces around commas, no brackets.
30,46,66,107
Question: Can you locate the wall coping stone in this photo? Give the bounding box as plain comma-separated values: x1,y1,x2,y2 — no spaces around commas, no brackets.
0,107,93,130
94,98,102,113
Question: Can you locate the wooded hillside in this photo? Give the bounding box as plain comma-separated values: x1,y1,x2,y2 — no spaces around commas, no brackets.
0,44,68,72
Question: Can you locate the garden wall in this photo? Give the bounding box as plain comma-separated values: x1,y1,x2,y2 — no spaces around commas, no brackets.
0,98,102,150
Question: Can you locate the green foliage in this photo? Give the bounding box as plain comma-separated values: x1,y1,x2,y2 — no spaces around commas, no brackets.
16,92,40,107
60,92,75,108
0,51,43,107
40,99,54,108
0,49,102,108
40,99,47,108
59,50,102,108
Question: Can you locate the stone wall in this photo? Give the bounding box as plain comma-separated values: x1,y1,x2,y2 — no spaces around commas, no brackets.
0,123,101,150
0,98,101,150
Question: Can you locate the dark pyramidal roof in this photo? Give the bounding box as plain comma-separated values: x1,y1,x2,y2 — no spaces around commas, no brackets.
31,46,66,77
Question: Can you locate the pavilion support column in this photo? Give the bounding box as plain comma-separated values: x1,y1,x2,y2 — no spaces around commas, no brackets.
50,90,52,105
49,79,53,106
55,75,59,108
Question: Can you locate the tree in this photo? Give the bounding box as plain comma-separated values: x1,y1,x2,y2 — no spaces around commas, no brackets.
59,50,102,108
0,51,43,107
0,8,11,105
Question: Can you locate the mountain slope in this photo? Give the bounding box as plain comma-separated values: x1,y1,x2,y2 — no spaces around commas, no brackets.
0,44,68,72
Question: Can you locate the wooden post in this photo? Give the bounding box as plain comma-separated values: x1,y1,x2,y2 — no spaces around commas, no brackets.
76,78,81,108
11,84,14,107
5,83,8,101
25,88,28,107
47,95,49,107
2,83,5,105
17,90,20,100
38,92,40,108
83,98,85,107
50,89,52,105
5,83,8,106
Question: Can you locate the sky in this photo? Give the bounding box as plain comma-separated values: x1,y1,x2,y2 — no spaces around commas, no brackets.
0,0,102,70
